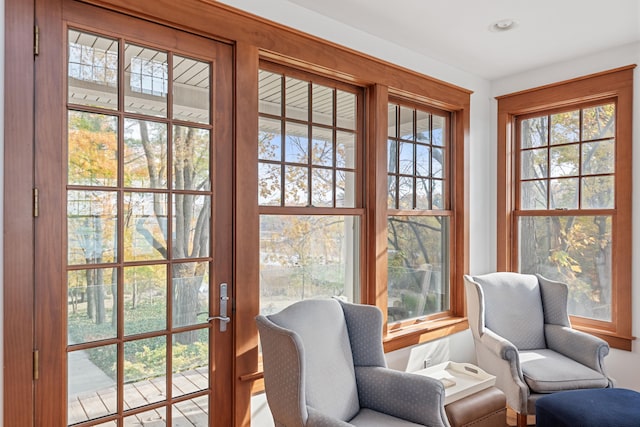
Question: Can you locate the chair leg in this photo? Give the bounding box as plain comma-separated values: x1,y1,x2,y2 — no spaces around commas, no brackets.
517,412,528,427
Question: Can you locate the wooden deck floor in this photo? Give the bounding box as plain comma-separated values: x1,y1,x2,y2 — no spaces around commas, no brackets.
68,367,209,426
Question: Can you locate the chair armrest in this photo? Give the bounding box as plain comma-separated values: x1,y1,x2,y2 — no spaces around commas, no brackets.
355,366,450,427
306,407,354,427
478,328,520,364
545,324,610,374
475,329,530,414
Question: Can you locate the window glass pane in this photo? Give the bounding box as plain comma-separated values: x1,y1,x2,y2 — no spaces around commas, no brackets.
550,144,579,177
432,115,446,147
521,180,547,209
285,77,308,120
68,190,118,265
124,336,167,408
124,265,167,335
415,144,430,177
259,215,360,314
336,170,356,208
124,192,168,261
398,142,414,175
68,30,118,110
172,195,210,259
173,56,210,124
582,176,614,209
173,126,210,191
172,330,209,398
550,110,579,145
387,175,397,209
521,148,547,180
388,216,450,322
521,116,548,148
68,111,118,187
259,70,282,116
399,106,414,140
432,148,444,179
68,268,117,344
415,178,429,210
582,140,615,175
416,110,430,142
258,163,282,206
284,166,308,206
311,126,333,166
173,396,208,425
123,407,166,426
171,261,209,327
285,122,309,164
336,90,356,130
125,44,168,117
336,131,356,169
312,168,333,207
432,179,444,209
388,104,397,138
68,345,117,425
550,178,578,209
259,117,282,162
398,176,414,210
518,215,612,321
583,103,615,140
387,139,398,174
312,84,333,126
124,119,168,189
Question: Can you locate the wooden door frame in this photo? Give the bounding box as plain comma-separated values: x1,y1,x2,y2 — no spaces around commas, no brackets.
4,0,36,425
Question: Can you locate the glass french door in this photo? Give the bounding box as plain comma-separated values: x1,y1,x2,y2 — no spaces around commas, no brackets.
34,2,233,425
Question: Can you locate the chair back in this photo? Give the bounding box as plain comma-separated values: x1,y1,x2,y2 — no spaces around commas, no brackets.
471,272,546,350
262,299,360,422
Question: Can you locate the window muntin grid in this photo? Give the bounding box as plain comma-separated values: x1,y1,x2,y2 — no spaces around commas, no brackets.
518,102,616,211
258,69,360,208
66,27,214,426
387,102,449,210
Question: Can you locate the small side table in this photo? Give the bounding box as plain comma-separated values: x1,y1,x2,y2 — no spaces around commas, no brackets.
414,362,507,427
445,386,506,427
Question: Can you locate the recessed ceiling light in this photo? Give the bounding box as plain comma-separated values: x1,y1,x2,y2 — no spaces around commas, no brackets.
489,19,519,32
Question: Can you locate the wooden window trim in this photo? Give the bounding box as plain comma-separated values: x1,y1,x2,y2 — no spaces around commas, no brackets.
496,65,636,350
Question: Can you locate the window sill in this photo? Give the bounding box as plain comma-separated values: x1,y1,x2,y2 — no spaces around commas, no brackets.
383,316,469,353
572,323,636,351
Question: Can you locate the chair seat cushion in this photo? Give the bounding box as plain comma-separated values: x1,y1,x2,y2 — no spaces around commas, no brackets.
349,408,425,427
520,349,609,393
536,388,640,427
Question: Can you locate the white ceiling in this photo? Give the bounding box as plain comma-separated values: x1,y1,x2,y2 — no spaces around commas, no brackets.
282,0,640,80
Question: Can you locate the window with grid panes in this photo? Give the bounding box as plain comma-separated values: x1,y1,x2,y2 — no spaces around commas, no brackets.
257,64,363,314
517,102,616,321
386,101,451,323
498,67,633,350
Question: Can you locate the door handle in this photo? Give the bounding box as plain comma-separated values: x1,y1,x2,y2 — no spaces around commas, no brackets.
208,282,230,332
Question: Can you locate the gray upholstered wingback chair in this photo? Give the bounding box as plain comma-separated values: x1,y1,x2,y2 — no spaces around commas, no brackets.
464,272,613,427
256,298,450,427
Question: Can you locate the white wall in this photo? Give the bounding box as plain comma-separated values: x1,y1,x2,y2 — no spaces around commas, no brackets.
491,42,640,391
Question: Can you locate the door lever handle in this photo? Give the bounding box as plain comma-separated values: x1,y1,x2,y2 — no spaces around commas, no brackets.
209,283,230,332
